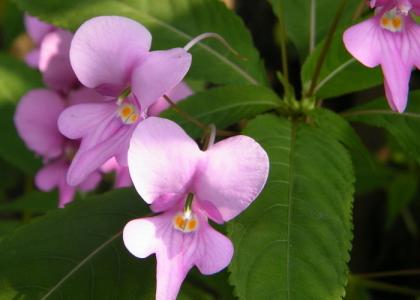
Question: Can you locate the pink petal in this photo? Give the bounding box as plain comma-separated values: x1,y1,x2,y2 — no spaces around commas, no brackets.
78,170,102,192
58,180,76,208
25,49,40,68
128,117,201,205
39,29,78,92
115,166,132,188
66,125,133,186
131,48,192,112
68,87,112,106
70,16,151,95
343,17,382,68
58,102,116,140
24,14,54,45
195,135,269,222
14,89,65,159
148,82,193,116
195,221,233,275
35,159,68,191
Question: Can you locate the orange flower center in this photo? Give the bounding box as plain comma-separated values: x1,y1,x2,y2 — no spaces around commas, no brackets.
173,212,199,233
118,104,139,125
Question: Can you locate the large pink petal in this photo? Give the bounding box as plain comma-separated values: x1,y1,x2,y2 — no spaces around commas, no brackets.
131,48,192,112
14,89,65,159
24,14,54,45
343,17,382,68
148,82,193,116
58,102,116,140
68,87,112,106
128,117,201,205
195,221,233,275
379,20,414,112
39,29,78,92
195,135,269,222
66,125,132,186
70,16,151,95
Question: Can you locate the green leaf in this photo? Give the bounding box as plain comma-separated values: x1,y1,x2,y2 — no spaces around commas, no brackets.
0,188,157,299
229,114,354,299
301,29,382,99
161,85,280,138
343,91,420,164
0,104,42,174
387,173,418,226
12,0,266,85
0,191,57,212
309,108,371,165
0,52,42,103
268,0,359,60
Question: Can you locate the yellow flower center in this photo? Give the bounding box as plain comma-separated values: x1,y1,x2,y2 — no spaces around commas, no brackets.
118,104,139,125
173,211,199,233
380,9,404,32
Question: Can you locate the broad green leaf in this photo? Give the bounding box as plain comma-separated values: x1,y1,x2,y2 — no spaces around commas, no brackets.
309,108,371,165
268,0,359,59
229,114,354,299
0,191,57,212
343,91,420,165
301,29,382,99
387,173,418,227
161,85,280,138
0,103,41,175
0,188,156,299
0,52,42,103
0,220,20,237
12,0,266,85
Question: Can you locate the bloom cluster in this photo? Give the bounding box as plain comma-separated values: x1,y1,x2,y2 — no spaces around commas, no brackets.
343,0,420,112
14,15,269,299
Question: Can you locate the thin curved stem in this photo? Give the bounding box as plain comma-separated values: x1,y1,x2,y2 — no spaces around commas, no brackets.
184,32,246,61
163,95,236,137
305,0,348,98
277,3,289,85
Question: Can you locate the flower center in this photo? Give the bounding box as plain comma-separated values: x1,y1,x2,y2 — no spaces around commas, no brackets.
380,8,404,32
173,211,199,233
118,104,139,125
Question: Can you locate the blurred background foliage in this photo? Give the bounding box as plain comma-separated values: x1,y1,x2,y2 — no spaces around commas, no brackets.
0,0,419,299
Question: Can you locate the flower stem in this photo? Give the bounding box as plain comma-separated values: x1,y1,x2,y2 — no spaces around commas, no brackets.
277,3,289,86
350,275,420,297
305,0,348,98
356,269,420,279
163,95,235,137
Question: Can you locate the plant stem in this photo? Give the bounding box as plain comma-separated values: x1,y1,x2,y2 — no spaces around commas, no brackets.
162,95,235,137
305,0,348,98
352,0,367,20
277,3,289,86
357,269,420,279
350,276,420,297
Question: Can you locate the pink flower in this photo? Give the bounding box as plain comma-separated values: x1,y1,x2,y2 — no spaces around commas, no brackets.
101,157,132,188
123,117,269,300
343,0,420,112
14,89,103,207
24,14,78,92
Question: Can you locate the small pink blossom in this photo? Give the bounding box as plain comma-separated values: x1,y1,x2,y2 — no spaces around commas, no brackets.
123,117,269,300
343,0,420,112
24,14,78,92
14,88,104,207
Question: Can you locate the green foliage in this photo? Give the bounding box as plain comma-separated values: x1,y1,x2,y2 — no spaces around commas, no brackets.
268,0,359,60
0,53,43,175
344,91,420,165
0,189,156,299
0,52,42,103
387,172,418,227
162,85,280,138
0,191,57,212
12,0,266,86
229,114,354,299
301,29,382,99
